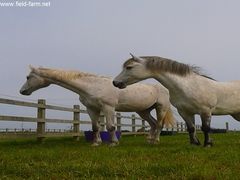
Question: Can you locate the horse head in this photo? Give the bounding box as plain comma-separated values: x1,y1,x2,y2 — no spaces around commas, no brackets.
113,53,152,89
20,66,50,95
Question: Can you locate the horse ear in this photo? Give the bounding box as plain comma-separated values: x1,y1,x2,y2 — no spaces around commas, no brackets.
130,53,134,58
130,53,144,61
29,65,37,72
29,65,34,71
130,53,139,60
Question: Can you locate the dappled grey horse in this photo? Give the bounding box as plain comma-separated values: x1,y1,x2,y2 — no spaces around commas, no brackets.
113,54,240,147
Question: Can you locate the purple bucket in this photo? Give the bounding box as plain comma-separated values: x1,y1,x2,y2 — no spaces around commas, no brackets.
84,131,121,142
84,131,94,142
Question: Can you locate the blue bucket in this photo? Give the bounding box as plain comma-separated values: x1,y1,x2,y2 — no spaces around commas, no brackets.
84,131,121,142
84,131,94,142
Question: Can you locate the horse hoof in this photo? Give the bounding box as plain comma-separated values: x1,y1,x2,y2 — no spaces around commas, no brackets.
109,142,119,147
190,141,201,146
152,139,159,145
91,142,100,147
204,144,212,148
204,141,213,147
147,139,153,144
146,136,152,140
204,139,213,147
147,139,159,145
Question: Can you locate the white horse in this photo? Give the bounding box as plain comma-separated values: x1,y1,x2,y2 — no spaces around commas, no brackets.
113,54,240,147
20,66,174,146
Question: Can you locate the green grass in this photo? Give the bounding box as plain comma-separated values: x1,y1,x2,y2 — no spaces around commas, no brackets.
0,133,240,179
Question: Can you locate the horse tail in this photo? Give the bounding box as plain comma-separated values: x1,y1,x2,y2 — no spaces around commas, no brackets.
161,108,175,128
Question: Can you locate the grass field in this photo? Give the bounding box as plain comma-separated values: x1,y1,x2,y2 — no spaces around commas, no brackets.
0,132,240,179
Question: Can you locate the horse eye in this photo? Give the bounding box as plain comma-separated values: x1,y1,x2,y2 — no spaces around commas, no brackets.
126,66,133,70
26,76,30,80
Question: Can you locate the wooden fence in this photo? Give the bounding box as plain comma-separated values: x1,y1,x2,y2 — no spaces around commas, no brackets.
0,97,212,141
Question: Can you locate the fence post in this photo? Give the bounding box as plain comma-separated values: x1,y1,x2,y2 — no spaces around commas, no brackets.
180,122,183,132
166,127,169,132
132,114,136,132
142,119,145,132
99,112,105,131
226,122,229,132
73,105,80,141
116,113,121,132
37,99,46,142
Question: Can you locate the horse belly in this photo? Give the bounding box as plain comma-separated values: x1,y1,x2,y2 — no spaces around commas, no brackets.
214,101,240,115
115,102,153,112
116,88,157,112
213,88,240,115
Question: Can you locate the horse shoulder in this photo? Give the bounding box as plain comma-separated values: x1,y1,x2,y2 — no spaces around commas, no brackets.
171,75,218,112
79,78,119,108
152,83,169,96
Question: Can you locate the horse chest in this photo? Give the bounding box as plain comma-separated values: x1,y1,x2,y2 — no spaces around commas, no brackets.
79,96,104,109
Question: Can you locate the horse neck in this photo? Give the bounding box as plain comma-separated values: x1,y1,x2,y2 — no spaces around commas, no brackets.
36,69,95,95
154,72,191,96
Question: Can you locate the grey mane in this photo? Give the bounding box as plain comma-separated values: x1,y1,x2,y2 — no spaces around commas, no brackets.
141,56,215,81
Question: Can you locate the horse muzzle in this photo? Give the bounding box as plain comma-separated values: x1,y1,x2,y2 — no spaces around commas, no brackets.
20,89,31,95
112,81,127,89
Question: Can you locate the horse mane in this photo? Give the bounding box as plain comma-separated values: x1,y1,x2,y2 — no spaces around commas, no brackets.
36,67,108,81
132,56,215,80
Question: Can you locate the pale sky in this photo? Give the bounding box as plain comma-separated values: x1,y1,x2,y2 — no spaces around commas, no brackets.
1,0,240,130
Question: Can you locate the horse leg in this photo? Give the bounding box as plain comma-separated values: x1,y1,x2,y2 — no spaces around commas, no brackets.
178,110,201,145
102,105,118,146
200,112,213,147
155,105,169,144
87,108,102,146
137,109,157,144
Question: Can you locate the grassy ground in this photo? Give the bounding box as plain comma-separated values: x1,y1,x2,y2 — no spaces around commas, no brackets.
0,132,240,179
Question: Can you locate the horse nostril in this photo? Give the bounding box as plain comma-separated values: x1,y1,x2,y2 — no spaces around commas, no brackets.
113,81,126,89
113,81,119,87
118,82,124,87
20,90,26,95
20,89,30,95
